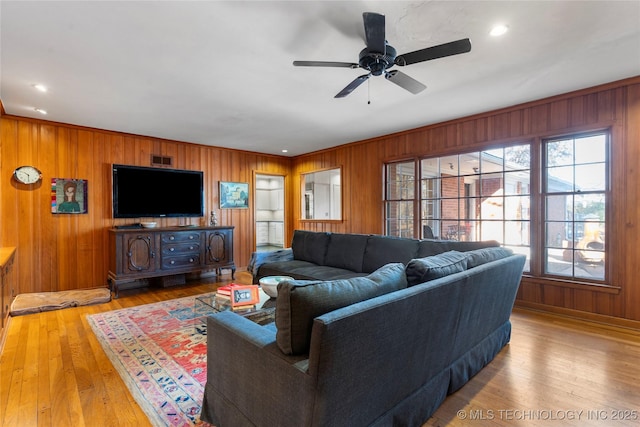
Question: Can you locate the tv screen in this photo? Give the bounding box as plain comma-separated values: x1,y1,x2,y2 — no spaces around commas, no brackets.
112,164,204,218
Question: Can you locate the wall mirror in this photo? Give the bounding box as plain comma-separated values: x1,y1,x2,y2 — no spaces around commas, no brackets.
301,168,342,220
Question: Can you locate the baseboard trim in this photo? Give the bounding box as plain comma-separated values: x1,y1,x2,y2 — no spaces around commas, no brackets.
514,301,640,331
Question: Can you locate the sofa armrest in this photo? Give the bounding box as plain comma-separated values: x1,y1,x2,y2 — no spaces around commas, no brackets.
247,248,294,283
201,311,314,426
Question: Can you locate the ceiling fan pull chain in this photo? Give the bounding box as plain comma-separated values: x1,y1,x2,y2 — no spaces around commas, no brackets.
368,78,371,105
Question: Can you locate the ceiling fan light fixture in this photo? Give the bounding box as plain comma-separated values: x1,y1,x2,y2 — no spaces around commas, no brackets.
490,24,509,37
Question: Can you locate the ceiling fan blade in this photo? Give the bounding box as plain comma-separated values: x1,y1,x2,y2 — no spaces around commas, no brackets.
363,12,386,54
385,70,426,94
293,60,359,68
335,74,371,98
395,38,471,66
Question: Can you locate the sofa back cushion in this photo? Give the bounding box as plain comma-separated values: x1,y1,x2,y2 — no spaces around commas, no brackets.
405,251,469,286
324,233,369,272
465,246,513,269
276,262,407,355
291,230,331,265
417,239,500,258
362,235,419,273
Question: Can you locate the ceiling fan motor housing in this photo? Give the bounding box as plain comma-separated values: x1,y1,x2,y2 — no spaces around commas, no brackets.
359,44,397,75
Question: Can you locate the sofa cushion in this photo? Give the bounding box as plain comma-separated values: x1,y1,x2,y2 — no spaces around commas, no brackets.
405,251,469,286
275,262,407,355
362,235,419,273
465,247,513,269
291,230,331,265
324,233,369,272
417,239,500,258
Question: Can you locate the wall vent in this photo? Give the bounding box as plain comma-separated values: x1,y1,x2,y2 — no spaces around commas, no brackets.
151,155,173,167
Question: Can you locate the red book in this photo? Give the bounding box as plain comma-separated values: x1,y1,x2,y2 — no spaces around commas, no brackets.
216,283,245,296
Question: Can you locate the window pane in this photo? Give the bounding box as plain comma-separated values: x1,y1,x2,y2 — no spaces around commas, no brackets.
575,164,606,191
574,194,605,222
480,173,503,197
545,247,573,276
481,149,504,172
440,155,459,175
575,134,606,164
480,194,503,220
421,177,439,199
546,222,571,248
547,139,573,166
441,176,462,198
459,152,480,175
420,158,439,176
505,144,531,169
505,196,530,220
546,195,570,222
547,166,574,192
505,221,530,246
504,171,530,195
386,201,414,237
480,221,504,243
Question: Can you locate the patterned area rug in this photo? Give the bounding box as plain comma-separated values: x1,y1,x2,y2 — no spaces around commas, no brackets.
87,294,274,426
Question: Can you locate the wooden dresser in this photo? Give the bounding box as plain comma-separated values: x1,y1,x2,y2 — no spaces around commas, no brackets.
108,226,235,297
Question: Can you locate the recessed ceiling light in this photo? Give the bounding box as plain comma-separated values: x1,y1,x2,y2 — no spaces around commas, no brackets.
490,25,509,37
34,108,47,115
281,149,288,153
33,84,48,92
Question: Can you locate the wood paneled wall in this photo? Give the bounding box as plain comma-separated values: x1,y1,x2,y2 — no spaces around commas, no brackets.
0,119,290,296
291,76,640,323
1,76,638,324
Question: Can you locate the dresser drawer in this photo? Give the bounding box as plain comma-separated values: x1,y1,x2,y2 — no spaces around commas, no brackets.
161,232,200,244
161,242,200,256
161,254,201,269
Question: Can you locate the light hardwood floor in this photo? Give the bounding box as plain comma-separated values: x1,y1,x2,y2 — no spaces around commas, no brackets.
1,278,639,427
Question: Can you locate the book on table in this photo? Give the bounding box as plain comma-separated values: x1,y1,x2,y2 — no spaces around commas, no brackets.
214,284,260,310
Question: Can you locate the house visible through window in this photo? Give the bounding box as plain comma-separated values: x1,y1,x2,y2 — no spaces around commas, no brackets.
384,130,610,284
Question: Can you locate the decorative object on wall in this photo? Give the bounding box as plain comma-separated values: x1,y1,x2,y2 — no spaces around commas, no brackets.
219,181,249,208
210,210,218,226
13,165,43,185
51,178,88,214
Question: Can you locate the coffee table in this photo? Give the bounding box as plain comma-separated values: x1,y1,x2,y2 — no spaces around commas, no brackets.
194,288,275,329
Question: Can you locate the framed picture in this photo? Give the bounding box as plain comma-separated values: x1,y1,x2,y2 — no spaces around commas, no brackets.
51,178,88,214
220,181,249,208
230,285,260,308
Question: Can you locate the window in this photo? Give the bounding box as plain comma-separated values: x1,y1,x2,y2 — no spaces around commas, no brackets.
543,133,608,281
384,161,415,238
384,130,610,285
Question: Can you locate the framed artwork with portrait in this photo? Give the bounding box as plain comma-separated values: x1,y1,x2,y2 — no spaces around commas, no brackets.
51,178,88,214
220,181,249,208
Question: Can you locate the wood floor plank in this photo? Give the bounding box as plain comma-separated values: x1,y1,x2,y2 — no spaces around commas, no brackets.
1,278,639,427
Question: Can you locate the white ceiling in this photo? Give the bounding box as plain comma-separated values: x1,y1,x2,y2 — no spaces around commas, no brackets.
1,1,639,157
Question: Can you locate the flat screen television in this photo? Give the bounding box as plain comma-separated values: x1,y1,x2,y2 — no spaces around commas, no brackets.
112,164,204,218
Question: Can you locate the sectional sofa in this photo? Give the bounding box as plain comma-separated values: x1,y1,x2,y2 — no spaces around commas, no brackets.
248,229,501,283
201,230,526,426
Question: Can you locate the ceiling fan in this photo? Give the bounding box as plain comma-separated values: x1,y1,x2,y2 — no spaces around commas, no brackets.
293,12,472,98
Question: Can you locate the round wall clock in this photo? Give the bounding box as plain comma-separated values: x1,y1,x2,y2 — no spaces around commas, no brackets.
13,165,42,184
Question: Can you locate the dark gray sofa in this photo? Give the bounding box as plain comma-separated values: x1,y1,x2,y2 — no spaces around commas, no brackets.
249,229,500,283
201,231,526,427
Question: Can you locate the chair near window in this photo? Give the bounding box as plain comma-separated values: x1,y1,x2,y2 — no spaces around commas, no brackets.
423,225,435,239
